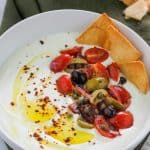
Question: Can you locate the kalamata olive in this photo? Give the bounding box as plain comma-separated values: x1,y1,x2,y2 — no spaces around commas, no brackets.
102,105,116,118
77,97,90,105
78,104,98,123
119,76,127,85
97,101,107,112
71,70,87,85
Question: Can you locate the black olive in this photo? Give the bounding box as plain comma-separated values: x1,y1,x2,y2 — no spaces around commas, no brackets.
71,70,87,85
102,105,116,118
77,97,90,106
96,101,107,113
119,76,127,85
78,104,98,123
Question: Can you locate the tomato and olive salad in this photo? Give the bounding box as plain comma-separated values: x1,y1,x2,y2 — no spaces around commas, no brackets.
50,46,133,139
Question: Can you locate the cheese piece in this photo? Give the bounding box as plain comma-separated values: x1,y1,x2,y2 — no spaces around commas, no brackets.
124,0,148,20
106,25,141,63
119,61,149,93
145,0,150,12
120,0,137,5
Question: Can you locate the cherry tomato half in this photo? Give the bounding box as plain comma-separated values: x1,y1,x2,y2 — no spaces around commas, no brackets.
50,54,72,73
109,85,131,108
107,63,119,81
92,63,109,79
85,47,109,64
60,46,83,57
94,115,120,138
110,111,133,129
56,75,73,95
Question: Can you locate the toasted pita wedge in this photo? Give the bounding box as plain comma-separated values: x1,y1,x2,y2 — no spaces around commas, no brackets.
76,27,106,46
119,61,149,93
106,25,141,63
76,13,116,46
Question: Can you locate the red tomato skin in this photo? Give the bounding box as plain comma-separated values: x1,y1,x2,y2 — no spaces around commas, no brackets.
92,63,109,79
85,47,109,64
109,85,131,108
110,111,133,129
94,115,119,138
60,46,83,56
50,54,72,73
107,63,119,81
56,75,73,95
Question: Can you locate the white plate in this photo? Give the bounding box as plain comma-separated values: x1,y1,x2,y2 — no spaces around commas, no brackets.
0,10,150,150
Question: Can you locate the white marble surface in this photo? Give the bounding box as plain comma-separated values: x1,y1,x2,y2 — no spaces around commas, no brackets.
0,0,149,149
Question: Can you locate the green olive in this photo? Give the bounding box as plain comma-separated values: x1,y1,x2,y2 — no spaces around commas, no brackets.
85,77,109,92
90,89,108,105
104,96,125,110
85,78,100,92
77,117,94,129
65,58,87,73
71,58,87,64
97,77,109,89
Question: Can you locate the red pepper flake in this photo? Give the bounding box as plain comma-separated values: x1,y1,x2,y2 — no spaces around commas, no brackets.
64,137,71,143
39,40,44,45
34,88,37,91
27,105,31,108
46,55,50,58
36,67,39,71
74,133,77,136
71,127,75,131
42,85,47,88
65,44,68,48
27,90,31,94
35,109,39,112
35,91,38,96
33,132,39,137
10,101,15,106
40,145,44,149
23,65,30,71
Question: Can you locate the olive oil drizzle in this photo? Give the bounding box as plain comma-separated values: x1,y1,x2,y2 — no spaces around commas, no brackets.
12,52,94,147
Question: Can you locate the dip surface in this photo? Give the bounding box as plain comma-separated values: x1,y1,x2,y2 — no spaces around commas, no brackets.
0,32,149,150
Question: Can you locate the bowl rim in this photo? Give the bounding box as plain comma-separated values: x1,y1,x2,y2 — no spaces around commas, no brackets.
0,9,150,150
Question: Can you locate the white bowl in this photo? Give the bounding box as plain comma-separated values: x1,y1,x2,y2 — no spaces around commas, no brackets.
0,9,150,150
